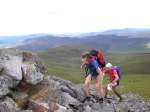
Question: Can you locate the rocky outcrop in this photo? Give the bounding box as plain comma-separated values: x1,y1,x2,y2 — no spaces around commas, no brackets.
0,48,150,112
40,76,150,112
0,49,46,111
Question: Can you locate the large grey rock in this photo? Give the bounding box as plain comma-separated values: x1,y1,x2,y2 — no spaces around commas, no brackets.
0,49,22,97
22,63,44,85
0,75,19,97
0,97,19,112
2,56,22,80
0,76,10,97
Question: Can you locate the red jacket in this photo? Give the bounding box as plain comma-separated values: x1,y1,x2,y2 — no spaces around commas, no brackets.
104,67,117,81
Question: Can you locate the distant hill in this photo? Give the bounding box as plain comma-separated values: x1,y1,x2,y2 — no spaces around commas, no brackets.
1,28,150,51
102,28,150,38
15,35,83,51
0,34,52,48
15,34,150,53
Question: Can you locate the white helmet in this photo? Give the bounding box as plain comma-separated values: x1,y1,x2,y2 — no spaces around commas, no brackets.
106,63,113,68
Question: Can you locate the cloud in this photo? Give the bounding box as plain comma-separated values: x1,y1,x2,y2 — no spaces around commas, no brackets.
0,0,150,36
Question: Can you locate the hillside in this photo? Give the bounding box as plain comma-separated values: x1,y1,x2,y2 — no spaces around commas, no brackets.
38,45,150,80
102,28,150,38
15,34,150,53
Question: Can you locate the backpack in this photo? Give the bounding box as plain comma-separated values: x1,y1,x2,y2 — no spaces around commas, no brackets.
90,49,106,67
114,66,122,80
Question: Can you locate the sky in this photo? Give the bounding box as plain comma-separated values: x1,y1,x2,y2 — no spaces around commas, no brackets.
0,0,150,36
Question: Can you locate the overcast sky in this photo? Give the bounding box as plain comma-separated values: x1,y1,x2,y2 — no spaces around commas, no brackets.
0,0,150,36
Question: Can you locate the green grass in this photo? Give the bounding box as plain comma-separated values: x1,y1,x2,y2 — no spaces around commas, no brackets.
108,53,150,74
118,74,150,100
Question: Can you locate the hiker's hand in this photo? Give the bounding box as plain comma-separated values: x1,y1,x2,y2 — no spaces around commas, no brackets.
112,79,117,84
102,72,105,76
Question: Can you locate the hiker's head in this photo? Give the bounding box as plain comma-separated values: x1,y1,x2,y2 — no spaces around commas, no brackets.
81,52,92,64
106,63,113,68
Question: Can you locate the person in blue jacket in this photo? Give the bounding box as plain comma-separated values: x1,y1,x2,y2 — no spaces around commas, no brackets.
81,53,104,103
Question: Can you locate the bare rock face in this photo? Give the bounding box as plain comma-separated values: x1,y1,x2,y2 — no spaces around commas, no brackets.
0,49,47,111
21,63,44,85
39,75,150,112
2,56,23,80
0,76,11,97
0,49,46,97
0,49,22,97
0,49,22,80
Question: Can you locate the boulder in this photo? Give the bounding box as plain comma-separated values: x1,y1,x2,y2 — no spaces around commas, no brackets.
0,75,20,98
2,56,22,80
0,76,11,97
22,63,44,85
0,97,19,112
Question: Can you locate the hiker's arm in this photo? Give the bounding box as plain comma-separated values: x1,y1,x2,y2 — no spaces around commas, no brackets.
112,70,119,83
103,69,108,76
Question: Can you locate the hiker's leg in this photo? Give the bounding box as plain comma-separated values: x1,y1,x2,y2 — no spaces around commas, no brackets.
112,87,122,100
84,75,92,97
104,86,108,98
96,74,104,98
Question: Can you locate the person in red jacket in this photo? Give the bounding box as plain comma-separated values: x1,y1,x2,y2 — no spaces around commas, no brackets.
104,63,122,101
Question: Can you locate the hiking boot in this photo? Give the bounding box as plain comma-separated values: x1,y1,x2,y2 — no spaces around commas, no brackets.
81,96,91,103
